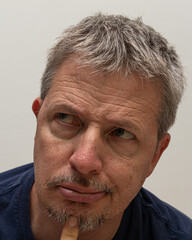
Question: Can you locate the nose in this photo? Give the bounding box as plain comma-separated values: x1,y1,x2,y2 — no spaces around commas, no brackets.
68,126,103,175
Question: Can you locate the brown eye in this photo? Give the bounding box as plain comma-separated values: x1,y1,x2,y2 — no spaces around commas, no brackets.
111,128,135,140
57,113,74,124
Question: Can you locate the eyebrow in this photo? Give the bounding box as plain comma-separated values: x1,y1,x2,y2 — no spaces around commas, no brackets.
48,103,86,116
48,103,141,132
104,116,141,133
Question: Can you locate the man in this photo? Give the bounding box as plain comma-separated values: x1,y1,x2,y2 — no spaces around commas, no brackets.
0,13,191,240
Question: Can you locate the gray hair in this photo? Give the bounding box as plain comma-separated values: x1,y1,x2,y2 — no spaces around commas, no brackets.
40,13,185,139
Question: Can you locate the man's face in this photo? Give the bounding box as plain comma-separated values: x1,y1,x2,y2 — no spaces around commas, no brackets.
32,58,169,231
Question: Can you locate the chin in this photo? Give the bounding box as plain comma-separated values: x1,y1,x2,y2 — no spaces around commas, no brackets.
46,203,106,232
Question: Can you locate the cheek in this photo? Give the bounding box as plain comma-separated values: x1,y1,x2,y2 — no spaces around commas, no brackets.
33,129,74,182
107,156,151,207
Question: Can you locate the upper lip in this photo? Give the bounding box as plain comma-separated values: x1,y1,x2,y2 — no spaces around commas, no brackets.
57,183,104,194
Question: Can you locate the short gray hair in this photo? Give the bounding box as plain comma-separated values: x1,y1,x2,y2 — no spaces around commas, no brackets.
40,13,185,139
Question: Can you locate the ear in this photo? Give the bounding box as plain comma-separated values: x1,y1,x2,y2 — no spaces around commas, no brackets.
147,133,171,177
32,97,42,118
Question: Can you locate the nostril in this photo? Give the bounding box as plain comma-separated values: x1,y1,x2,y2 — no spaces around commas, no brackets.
68,148,102,175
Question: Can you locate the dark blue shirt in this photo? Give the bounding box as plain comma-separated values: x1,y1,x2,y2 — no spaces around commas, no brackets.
0,163,192,239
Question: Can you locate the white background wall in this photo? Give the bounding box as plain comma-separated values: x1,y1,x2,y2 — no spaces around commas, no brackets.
0,0,191,218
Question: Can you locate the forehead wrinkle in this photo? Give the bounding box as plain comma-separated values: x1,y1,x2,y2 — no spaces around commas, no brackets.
50,87,102,113
47,102,84,116
48,82,159,127
54,66,129,96
52,73,102,100
103,98,160,131
104,115,142,132
60,78,160,115
49,85,129,117
45,94,92,119
51,80,159,114
104,108,146,132
98,95,159,118
53,64,159,109
50,63,160,128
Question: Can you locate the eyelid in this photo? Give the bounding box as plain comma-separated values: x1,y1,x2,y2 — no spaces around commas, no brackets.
56,113,81,126
109,127,136,140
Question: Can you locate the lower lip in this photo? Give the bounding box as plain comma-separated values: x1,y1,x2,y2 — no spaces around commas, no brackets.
57,187,106,203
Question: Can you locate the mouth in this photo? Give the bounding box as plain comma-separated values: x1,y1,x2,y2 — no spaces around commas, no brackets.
57,184,106,203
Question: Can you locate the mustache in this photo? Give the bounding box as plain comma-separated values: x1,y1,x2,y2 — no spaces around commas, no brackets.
46,174,115,194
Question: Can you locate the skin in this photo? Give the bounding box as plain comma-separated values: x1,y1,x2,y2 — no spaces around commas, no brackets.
60,217,78,240
31,57,170,240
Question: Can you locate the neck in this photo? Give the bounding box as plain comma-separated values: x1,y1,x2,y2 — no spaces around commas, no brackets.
30,184,123,240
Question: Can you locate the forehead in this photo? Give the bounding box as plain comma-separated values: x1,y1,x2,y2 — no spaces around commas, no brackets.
50,58,161,101
44,58,162,128
53,58,159,90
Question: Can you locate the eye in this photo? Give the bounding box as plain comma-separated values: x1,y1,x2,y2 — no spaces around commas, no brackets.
56,113,79,125
111,128,135,140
